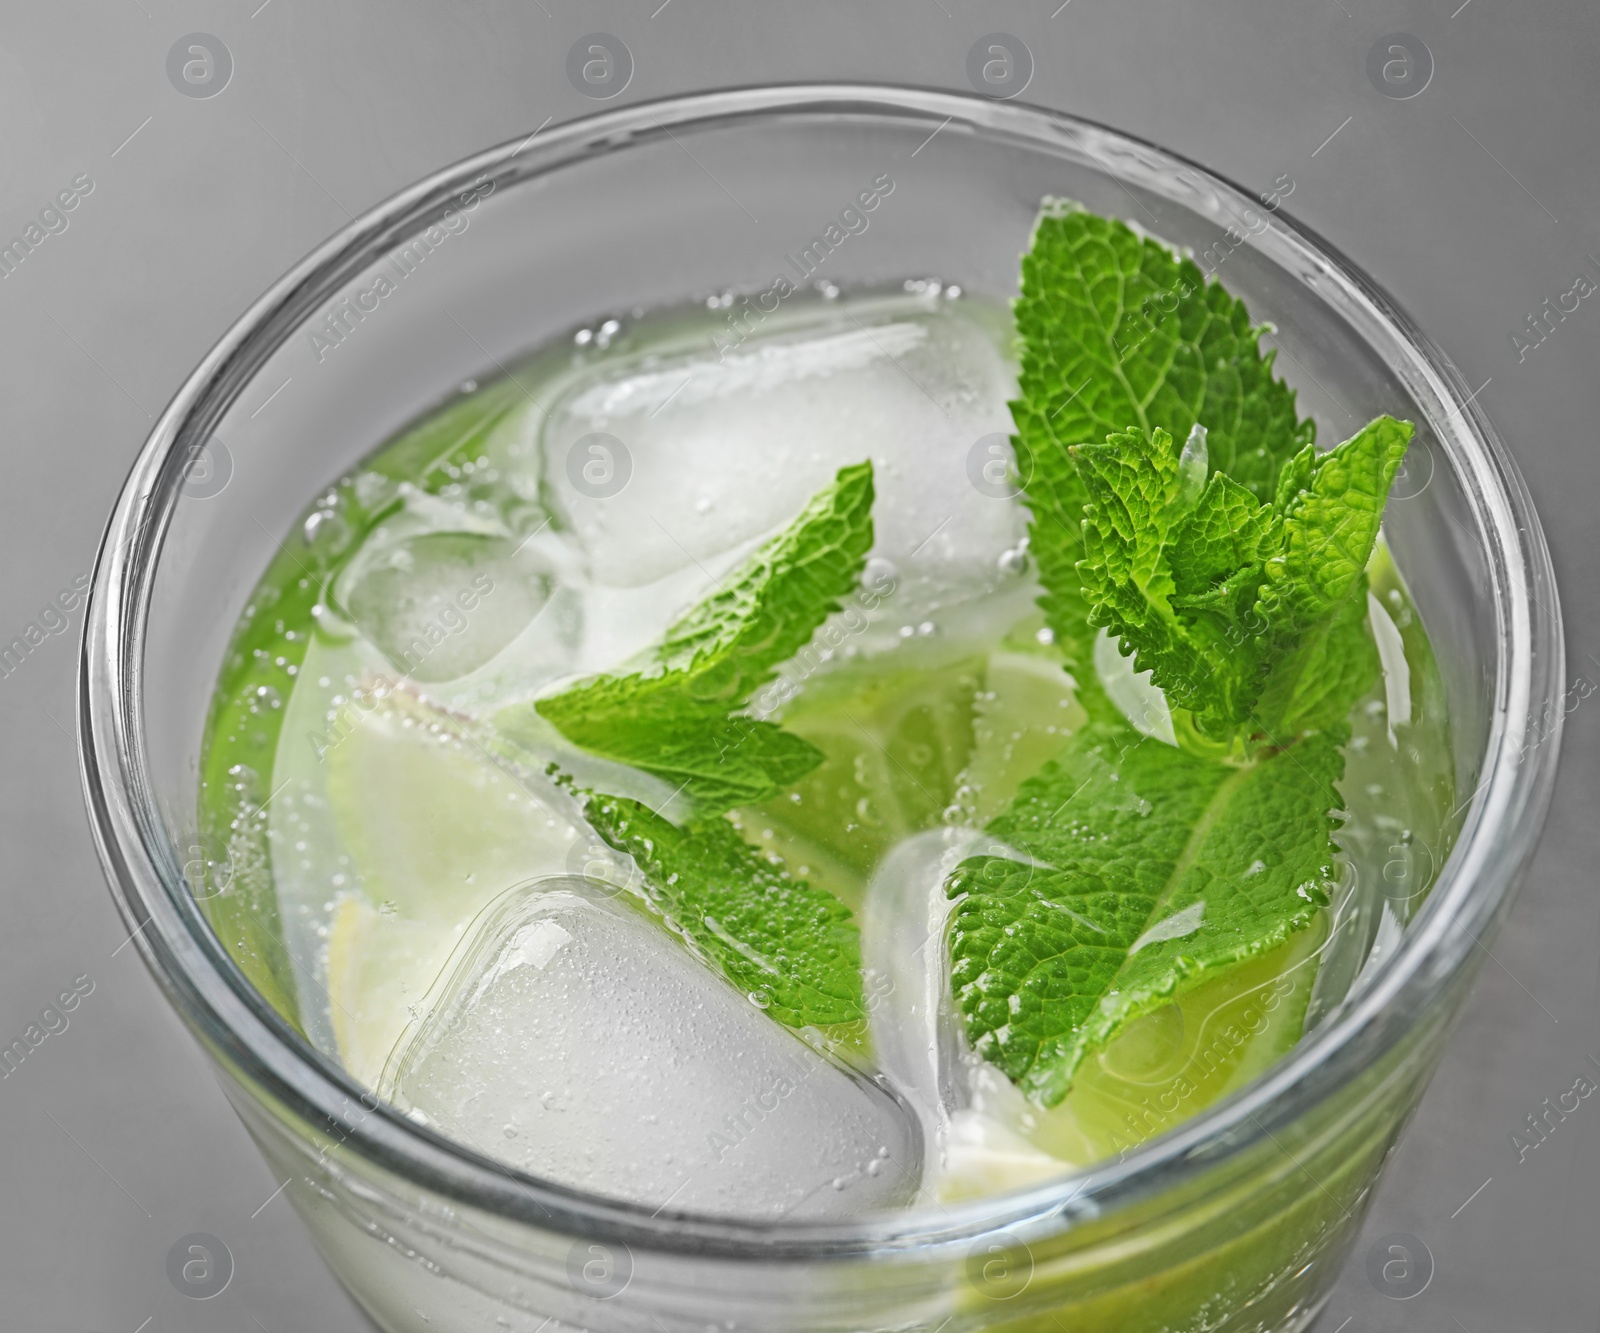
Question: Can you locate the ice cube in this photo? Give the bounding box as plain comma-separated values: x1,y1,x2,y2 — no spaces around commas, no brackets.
537,295,1025,635
385,877,922,1220
334,527,555,684
862,828,1073,1200
861,829,973,1152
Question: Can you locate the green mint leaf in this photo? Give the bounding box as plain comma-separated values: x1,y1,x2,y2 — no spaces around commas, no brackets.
535,462,874,810
582,792,866,1032
1255,416,1413,642
1072,428,1270,735
954,203,1410,1112
539,689,823,811
1010,203,1314,696
1251,580,1378,737
1069,416,1410,743
1075,427,1249,730
946,721,1340,1106
1167,471,1281,605
653,461,875,696
533,466,876,1038
1247,415,1411,736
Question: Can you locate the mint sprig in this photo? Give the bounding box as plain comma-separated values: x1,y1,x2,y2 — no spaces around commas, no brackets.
1075,415,1412,742
535,462,875,812
532,464,876,1033
947,204,1413,1106
1011,202,1315,705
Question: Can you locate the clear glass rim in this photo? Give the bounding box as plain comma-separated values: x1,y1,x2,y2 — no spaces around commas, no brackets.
78,83,1565,1261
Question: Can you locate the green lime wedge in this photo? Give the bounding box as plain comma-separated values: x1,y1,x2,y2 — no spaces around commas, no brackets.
938,922,1325,1200
323,691,579,924
963,649,1087,823
321,690,584,1078
326,896,458,1088
744,652,983,908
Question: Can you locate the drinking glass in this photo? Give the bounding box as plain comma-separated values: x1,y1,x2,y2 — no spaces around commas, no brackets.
80,86,1564,1333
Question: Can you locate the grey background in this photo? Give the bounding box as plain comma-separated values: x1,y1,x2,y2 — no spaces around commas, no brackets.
0,3,1593,1331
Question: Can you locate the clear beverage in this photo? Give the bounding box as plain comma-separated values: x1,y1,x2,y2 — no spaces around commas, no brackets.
196,278,1455,1229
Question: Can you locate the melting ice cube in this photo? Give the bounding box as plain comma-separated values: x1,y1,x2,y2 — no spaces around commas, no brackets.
862,828,1079,1200
333,528,556,684
537,295,1025,633
385,878,922,1220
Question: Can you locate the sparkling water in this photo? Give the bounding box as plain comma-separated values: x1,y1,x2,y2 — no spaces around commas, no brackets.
205,284,1456,1218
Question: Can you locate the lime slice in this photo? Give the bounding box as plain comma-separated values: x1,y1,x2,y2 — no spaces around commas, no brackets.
938,923,1326,1199
747,644,1086,904
963,649,1086,822
327,896,460,1088
324,691,580,924
321,690,584,1080
1034,923,1324,1166
745,652,983,907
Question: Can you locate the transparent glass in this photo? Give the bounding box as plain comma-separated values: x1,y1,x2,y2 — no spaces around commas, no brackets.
80,87,1563,1333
